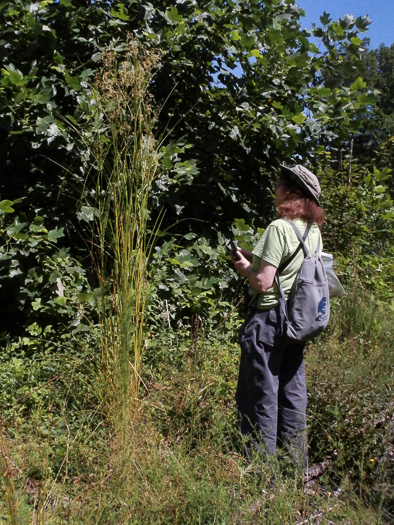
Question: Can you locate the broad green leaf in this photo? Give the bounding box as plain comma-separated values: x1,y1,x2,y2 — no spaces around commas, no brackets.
231,31,241,41
48,228,65,242
375,185,387,194
350,37,362,46
0,200,15,214
167,6,183,23
72,323,90,333
233,218,251,232
65,74,82,91
267,28,282,44
374,167,392,182
241,35,255,49
292,114,306,124
166,258,182,266
351,77,366,90
30,217,47,233
110,4,129,20
32,298,42,311
77,292,93,303
9,268,23,278
320,12,331,25
1,65,25,86
184,233,197,240
314,87,331,97
355,15,371,30
332,23,345,36
358,93,377,105
7,222,27,236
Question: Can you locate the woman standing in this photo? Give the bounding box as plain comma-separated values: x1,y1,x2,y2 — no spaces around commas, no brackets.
232,164,324,472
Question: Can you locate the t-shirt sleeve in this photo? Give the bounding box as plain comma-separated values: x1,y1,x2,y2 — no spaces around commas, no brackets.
252,224,286,268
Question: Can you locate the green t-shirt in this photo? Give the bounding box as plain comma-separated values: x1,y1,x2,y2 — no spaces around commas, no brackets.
250,218,322,309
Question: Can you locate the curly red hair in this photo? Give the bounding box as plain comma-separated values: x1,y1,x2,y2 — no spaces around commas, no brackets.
277,177,324,227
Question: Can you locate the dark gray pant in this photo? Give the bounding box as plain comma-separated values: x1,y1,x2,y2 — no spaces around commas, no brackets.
236,305,307,468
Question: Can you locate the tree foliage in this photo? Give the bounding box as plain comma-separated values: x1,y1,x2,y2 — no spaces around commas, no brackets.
0,0,391,335
353,44,394,170
318,37,394,171
0,0,374,224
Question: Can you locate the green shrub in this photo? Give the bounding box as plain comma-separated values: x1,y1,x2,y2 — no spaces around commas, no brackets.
0,200,96,337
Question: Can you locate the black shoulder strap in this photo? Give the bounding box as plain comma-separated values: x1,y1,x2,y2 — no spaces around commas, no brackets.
278,222,312,273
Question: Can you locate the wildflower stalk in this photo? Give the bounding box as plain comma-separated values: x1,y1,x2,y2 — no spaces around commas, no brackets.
90,41,162,425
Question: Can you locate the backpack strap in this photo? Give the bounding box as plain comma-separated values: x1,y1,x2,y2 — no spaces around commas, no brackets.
285,220,321,257
284,220,311,257
275,221,313,321
278,222,312,272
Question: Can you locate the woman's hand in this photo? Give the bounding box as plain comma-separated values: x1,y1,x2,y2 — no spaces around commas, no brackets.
238,247,253,262
232,249,252,277
232,249,277,293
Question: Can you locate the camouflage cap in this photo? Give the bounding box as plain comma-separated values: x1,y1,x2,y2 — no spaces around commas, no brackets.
280,164,321,204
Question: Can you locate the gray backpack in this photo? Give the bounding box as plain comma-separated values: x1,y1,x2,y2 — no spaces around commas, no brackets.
275,221,330,342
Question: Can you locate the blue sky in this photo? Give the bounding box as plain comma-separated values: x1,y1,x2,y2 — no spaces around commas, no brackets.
296,0,393,49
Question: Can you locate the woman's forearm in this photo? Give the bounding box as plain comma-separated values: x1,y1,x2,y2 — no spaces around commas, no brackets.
232,252,277,293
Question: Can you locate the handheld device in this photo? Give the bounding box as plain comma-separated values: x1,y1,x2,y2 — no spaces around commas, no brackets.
230,239,240,260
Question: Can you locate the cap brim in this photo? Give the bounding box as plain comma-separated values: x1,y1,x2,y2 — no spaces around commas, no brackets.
280,165,296,178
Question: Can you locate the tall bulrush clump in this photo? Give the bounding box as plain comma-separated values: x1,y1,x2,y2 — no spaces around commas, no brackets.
90,41,162,427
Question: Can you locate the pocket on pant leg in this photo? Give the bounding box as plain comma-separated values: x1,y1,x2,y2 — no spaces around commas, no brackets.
246,306,286,349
